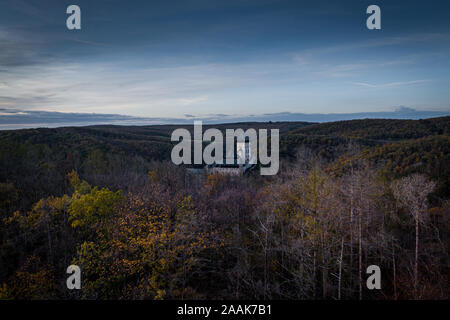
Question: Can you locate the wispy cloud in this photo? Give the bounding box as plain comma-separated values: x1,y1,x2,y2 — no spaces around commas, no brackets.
0,27,51,68
352,79,432,88
316,63,367,78
176,95,209,106
293,33,450,61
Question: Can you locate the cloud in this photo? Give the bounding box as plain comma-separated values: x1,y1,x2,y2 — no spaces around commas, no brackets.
0,110,28,116
316,63,367,78
0,27,51,68
352,80,431,88
6,0,50,22
176,95,209,106
0,61,228,114
0,108,186,130
293,33,450,60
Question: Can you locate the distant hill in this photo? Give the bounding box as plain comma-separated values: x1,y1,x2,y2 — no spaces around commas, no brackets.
1,107,449,130
0,117,449,210
291,117,450,140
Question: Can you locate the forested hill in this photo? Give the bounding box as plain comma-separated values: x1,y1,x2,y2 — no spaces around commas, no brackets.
0,121,310,162
0,117,449,300
0,122,311,211
0,117,449,212
282,116,450,200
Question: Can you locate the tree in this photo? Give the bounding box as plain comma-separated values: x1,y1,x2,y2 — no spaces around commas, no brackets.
68,172,124,237
391,174,436,296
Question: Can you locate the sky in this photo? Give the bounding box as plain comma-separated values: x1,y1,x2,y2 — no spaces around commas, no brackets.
1,0,450,126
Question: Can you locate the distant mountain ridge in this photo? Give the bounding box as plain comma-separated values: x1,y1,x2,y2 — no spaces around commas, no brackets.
0,107,449,130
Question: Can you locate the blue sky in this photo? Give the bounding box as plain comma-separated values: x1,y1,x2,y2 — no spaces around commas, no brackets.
1,0,450,122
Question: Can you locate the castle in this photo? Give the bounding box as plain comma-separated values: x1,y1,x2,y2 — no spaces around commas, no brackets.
185,139,256,188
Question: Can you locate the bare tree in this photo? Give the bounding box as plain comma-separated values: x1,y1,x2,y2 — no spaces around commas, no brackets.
391,174,436,297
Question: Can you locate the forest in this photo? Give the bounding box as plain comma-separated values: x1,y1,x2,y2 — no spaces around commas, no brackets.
0,117,448,299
